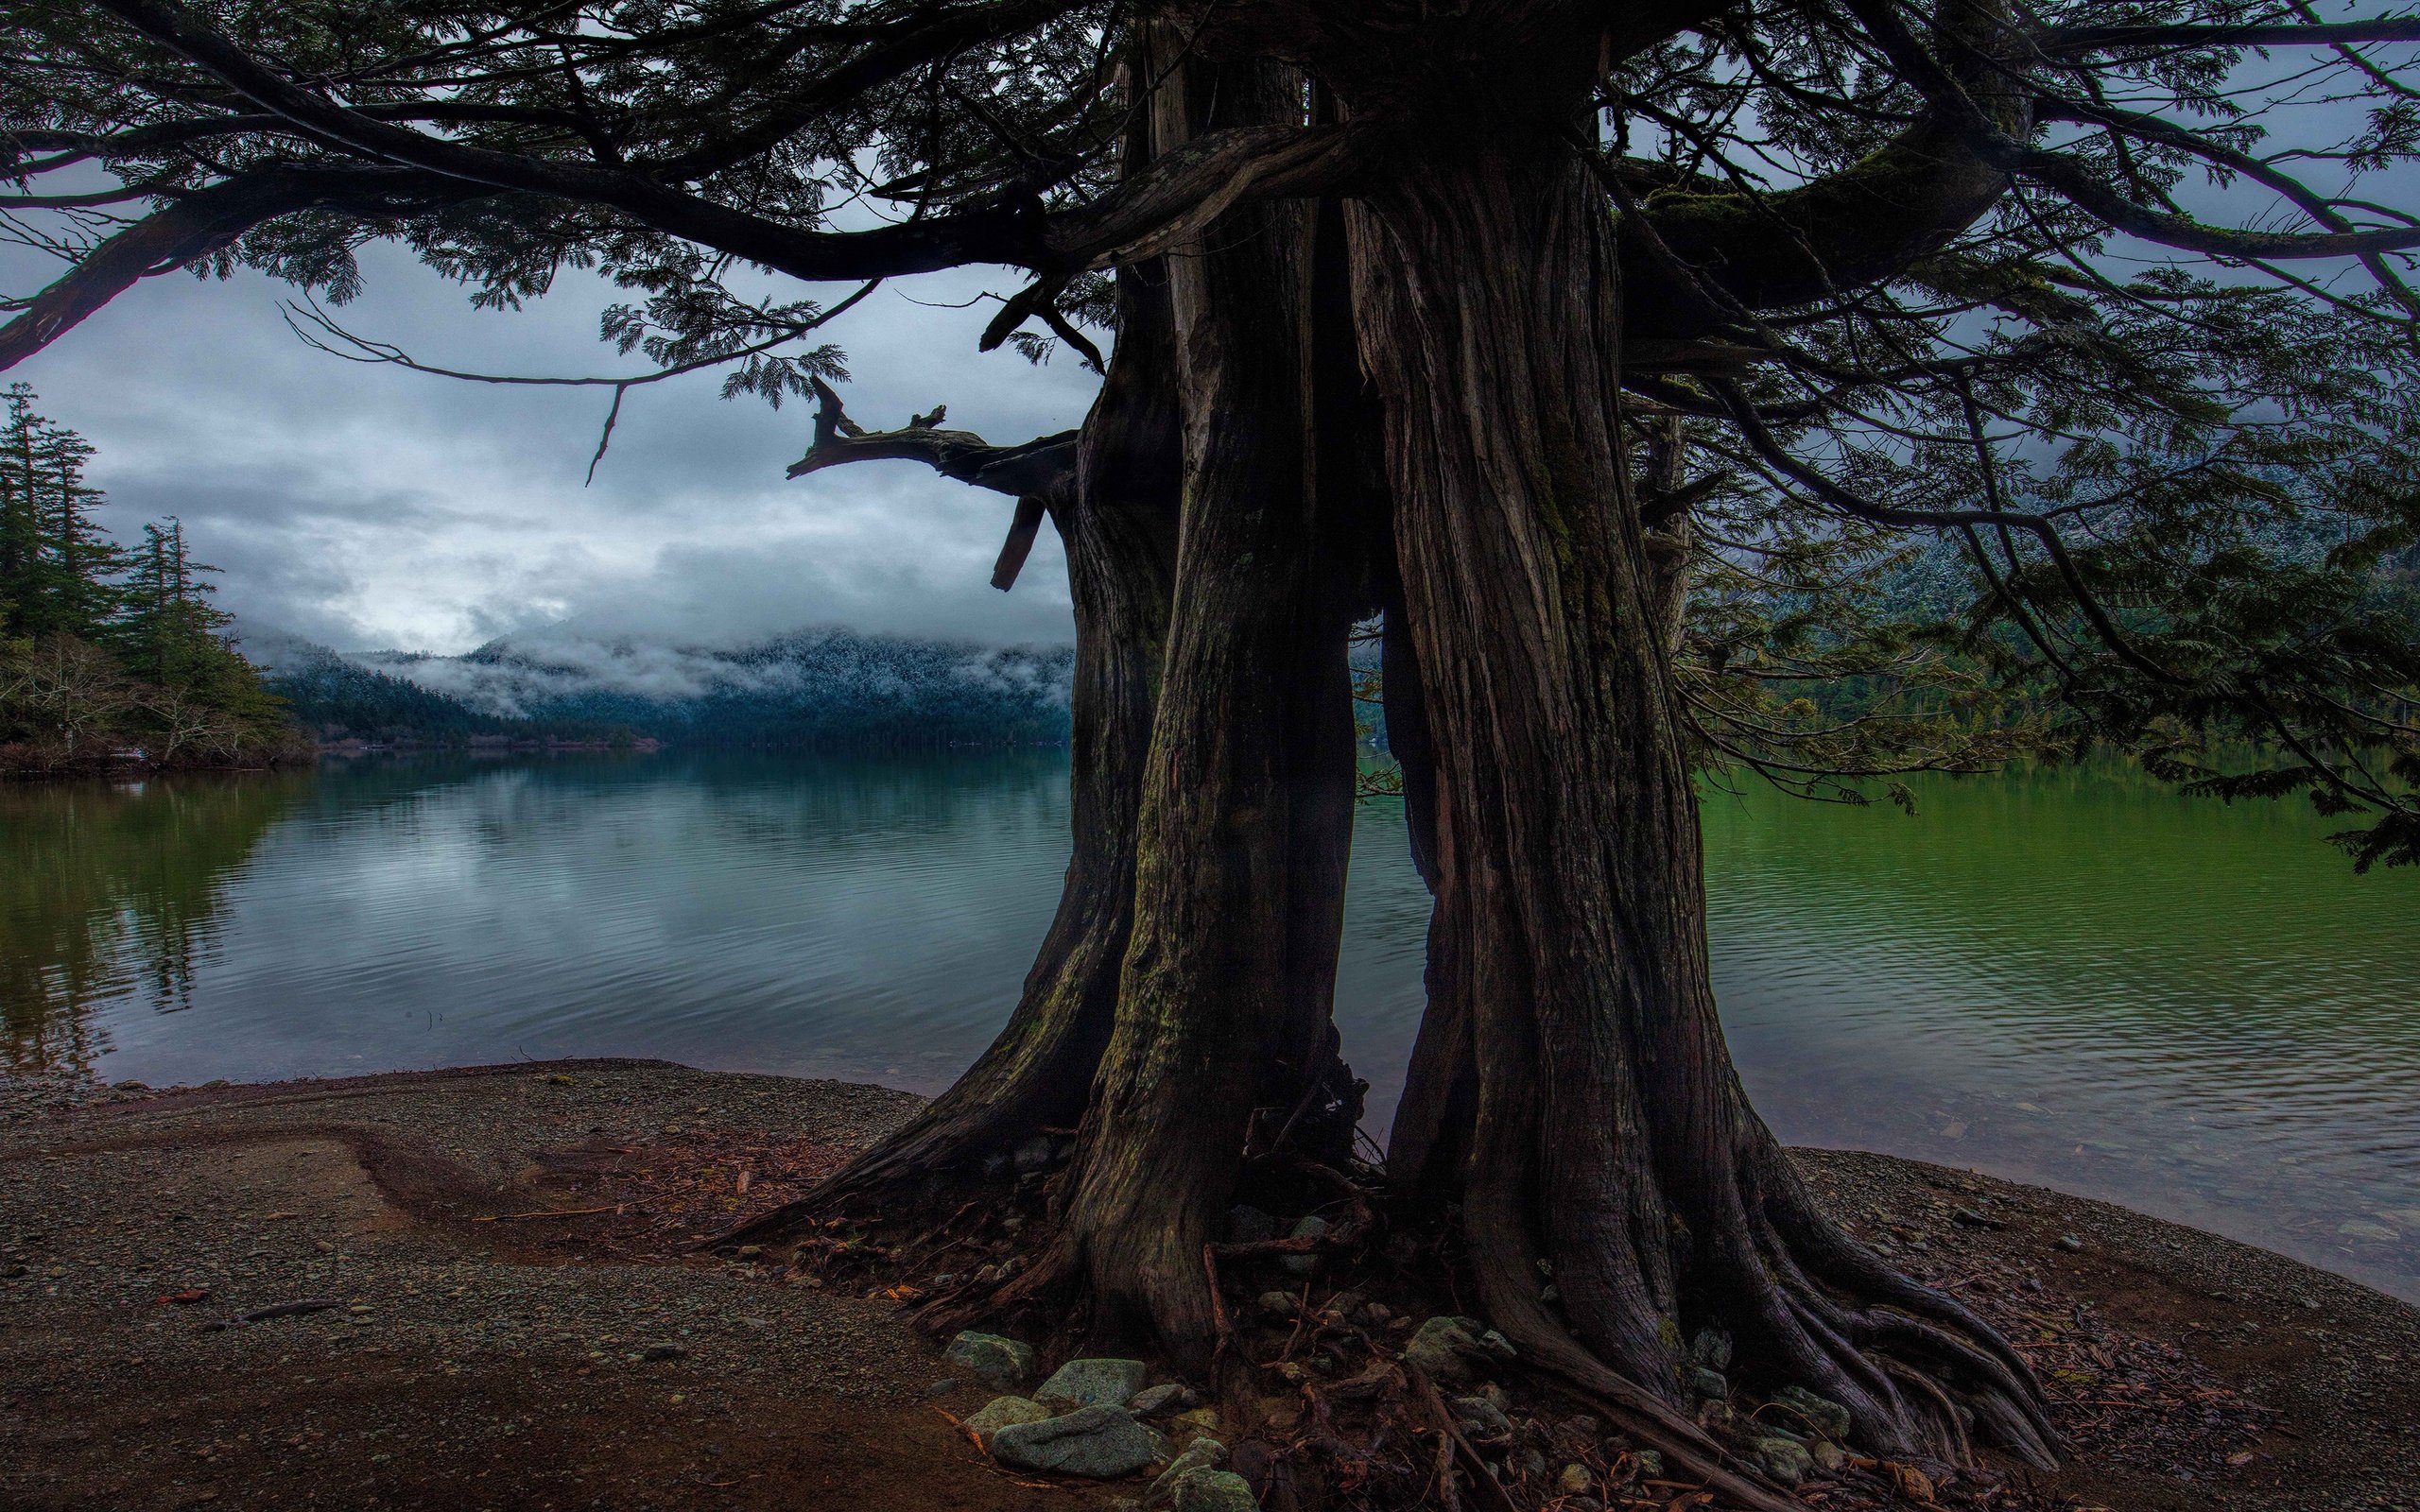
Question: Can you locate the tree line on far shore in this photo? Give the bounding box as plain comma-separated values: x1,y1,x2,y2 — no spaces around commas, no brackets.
0,384,299,775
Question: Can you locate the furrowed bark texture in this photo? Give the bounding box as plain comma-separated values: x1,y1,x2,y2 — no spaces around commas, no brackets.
1000,49,1360,1368
795,266,1182,1207
1350,133,2056,1473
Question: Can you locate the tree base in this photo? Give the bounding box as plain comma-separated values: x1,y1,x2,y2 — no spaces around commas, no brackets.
711,1145,2160,1512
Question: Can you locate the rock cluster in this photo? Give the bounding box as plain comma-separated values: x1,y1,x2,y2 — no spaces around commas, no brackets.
946,1335,1250,1503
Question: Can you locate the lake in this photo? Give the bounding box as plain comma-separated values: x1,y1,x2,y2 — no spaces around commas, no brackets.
6,750,2415,1302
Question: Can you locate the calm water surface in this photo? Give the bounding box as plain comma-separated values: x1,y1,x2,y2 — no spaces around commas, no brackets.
6,751,2415,1300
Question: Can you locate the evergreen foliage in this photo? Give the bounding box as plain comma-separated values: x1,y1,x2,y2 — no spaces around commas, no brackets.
0,385,297,773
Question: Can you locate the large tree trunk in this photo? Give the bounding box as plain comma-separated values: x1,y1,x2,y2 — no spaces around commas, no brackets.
798,265,1183,1207
986,50,1363,1369
1349,130,2057,1469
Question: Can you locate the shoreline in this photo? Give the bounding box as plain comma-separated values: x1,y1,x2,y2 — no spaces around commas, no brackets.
2,1058,2414,1510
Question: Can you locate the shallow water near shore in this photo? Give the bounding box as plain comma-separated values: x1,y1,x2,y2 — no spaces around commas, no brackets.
5,749,2415,1301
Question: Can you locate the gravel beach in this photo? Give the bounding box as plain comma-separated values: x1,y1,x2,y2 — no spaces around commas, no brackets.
1,1060,2411,1510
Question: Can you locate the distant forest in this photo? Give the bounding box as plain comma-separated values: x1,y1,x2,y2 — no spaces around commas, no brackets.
0,385,301,776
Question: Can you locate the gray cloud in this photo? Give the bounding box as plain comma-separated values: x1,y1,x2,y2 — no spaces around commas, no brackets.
4,242,1095,652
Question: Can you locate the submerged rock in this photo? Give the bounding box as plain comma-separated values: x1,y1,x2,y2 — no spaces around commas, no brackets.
990,1404,1157,1479
945,1331,1035,1390
1036,1357,1151,1410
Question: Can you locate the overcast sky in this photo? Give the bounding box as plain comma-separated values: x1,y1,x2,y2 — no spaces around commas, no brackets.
2,244,1100,654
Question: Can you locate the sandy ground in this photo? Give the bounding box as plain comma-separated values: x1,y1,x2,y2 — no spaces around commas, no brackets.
0,1060,2413,1511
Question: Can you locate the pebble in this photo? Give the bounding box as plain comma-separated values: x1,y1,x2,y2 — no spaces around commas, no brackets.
1129,1383,1194,1418
2056,1234,2084,1252
1168,1469,1258,1512
1558,1462,1595,1494
1751,1435,1814,1485
1447,1394,1512,1439
1401,1315,1514,1385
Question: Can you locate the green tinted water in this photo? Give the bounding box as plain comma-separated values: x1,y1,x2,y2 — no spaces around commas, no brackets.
3,752,2412,1300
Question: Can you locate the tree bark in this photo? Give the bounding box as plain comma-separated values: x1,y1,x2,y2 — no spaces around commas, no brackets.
783,267,1180,1208
1349,130,2057,1470
968,45,1365,1369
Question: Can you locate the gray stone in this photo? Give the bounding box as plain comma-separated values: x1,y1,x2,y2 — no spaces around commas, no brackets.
1810,1439,1846,1472
1774,1385,1851,1441
1036,1357,1151,1410
1013,1135,1057,1173
641,1343,686,1361
1130,1383,1196,1418
1169,1469,1259,1512
1256,1291,1299,1320
1688,1328,1733,1371
1448,1395,1512,1440
1687,1367,1728,1400
1225,1206,1279,1245
924,1377,960,1400
1401,1315,1516,1385
962,1396,1051,1445
2055,1233,2083,1252
1280,1215,1332,1276
1144,1439,1227,1508
991,1405,1158,1479
945,1331,1035,1390
1751,1437,1815,1486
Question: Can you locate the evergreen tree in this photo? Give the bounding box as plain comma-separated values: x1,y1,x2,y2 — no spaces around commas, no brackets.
0,386,292,771
0,383,123,641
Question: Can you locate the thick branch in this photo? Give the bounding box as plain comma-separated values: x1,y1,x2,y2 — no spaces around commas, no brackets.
91,0,1367,288
786,375,1078,495
1624,0,2031,321
0,164,461,371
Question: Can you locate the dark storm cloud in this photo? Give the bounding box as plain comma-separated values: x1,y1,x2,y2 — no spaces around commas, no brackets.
4,241,1095,652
